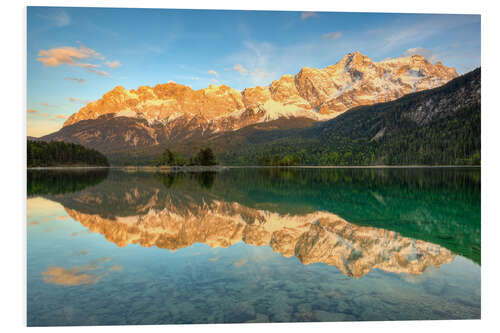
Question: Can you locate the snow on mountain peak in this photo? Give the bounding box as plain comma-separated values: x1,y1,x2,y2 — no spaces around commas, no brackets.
63,52,458,137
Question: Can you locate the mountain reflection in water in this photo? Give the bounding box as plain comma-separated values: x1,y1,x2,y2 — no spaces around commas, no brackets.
27,167,481,325
30,167,480,278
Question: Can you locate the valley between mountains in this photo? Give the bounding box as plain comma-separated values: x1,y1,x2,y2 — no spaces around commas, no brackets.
36,52,480,166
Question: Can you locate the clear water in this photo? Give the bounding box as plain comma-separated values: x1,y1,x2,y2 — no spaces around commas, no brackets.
27,167,481,326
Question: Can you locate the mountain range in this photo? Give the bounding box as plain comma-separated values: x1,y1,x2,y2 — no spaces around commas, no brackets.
35,52,480,165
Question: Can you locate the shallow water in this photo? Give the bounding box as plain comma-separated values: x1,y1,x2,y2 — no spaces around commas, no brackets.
27,167,480,326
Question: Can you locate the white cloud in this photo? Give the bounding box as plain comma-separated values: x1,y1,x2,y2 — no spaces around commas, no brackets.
27,109,37,114
37,44,113,77
85,67,110,77
76,63,110,77
322,32,342,41
207,70,218,77
77,44,104,60
37,46,97,67
233,64,248,75
403,47,439,62
301,12,318,20
105,60,122,69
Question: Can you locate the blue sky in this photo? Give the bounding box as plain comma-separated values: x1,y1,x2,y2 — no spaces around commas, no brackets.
26,7,480,137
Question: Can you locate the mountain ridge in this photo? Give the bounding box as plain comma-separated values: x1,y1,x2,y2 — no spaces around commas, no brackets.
39,55,480,166
41,67,479,165
61,52,457,135
212,68,480,166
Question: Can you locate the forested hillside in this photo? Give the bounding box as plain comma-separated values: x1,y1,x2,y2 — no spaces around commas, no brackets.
215,68,481,166
28,140,109,167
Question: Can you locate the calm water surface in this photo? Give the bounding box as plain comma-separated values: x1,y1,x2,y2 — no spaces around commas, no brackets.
27,167,481,326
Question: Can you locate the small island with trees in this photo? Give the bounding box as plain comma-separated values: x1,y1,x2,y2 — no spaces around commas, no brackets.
155,147,217,167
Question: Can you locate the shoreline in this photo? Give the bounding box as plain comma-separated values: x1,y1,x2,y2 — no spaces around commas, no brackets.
224,165,481,169
27,165,481,171
27,166,111,170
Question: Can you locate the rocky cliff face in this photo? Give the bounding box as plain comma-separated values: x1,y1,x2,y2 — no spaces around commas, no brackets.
401,68,481,125
62,195,455,278
61,52,457,139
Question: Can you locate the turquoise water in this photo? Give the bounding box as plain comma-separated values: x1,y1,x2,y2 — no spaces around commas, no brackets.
27,168,481,326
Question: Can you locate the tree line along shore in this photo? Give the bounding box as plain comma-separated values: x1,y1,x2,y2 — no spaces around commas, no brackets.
28,139,480,168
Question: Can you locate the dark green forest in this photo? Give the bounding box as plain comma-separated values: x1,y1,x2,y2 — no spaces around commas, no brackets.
28,140,109,167
219,103,480,166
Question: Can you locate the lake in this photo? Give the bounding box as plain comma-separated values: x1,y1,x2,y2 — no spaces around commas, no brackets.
26,167,481,326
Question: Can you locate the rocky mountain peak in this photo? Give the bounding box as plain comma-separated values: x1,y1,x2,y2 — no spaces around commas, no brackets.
60,52,458,142
343,51,372,69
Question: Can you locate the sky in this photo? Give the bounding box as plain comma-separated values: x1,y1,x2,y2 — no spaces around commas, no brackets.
26,7,481,137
